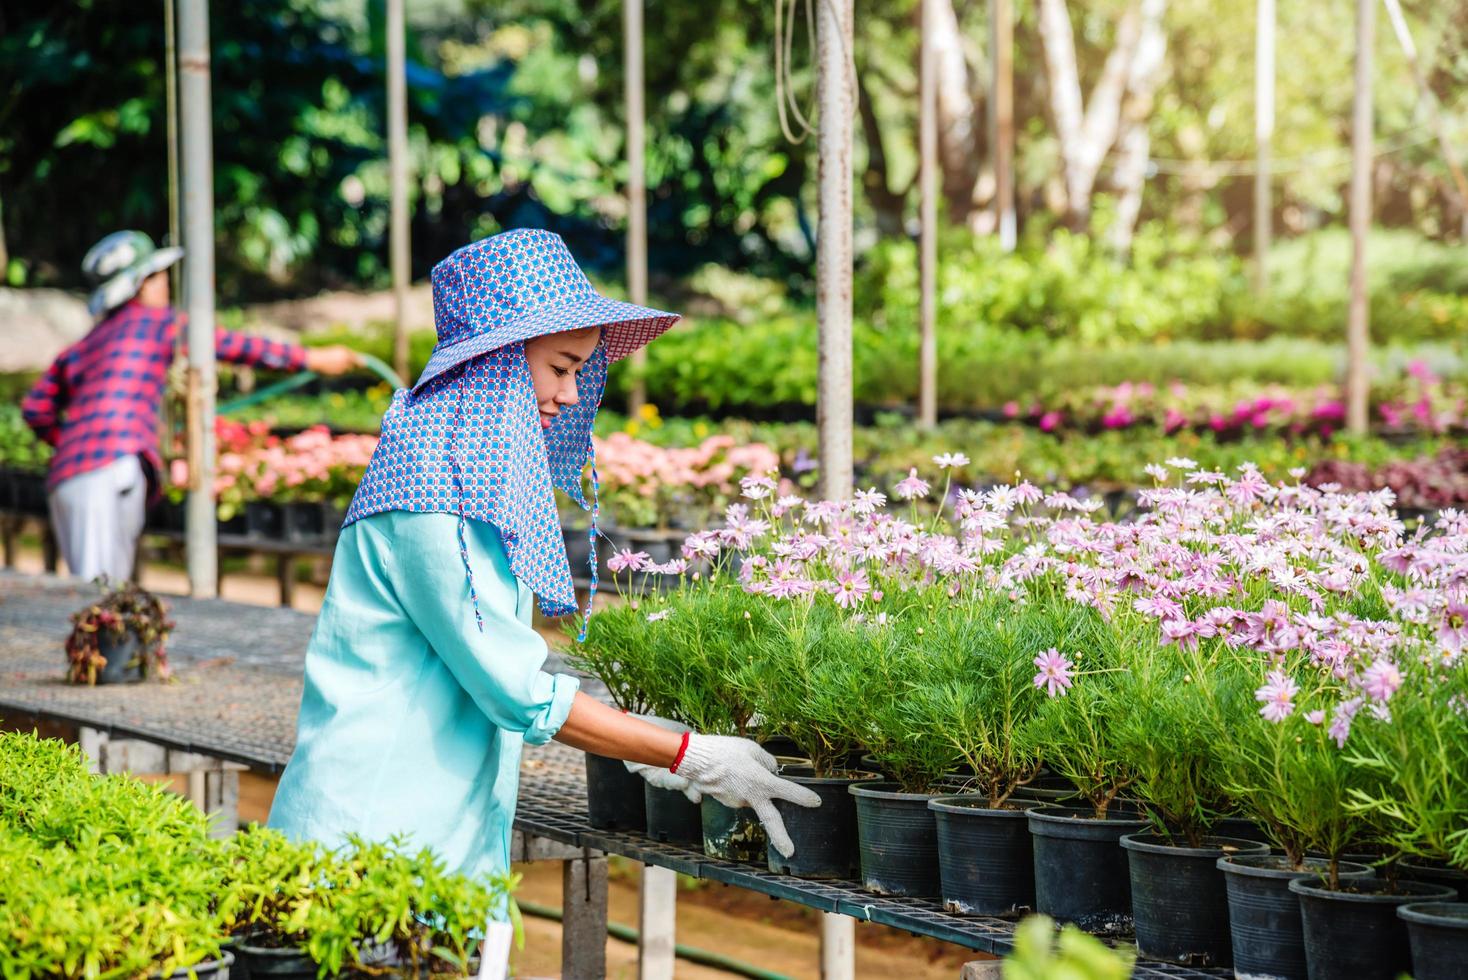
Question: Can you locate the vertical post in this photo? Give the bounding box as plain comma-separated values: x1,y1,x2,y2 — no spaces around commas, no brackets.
637,864,676,980
989,0,1016,252
918,0,938,430
561,855,609,979
1253,0,1274,293
165,0,182,298
1346,0,1373,435
625,0,650,418
820,912,856,980
816,0,854,501
387,0,411,383
179,0,218,599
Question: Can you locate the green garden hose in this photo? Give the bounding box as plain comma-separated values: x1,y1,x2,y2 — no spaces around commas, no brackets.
514,898,795,980
218,352,404,416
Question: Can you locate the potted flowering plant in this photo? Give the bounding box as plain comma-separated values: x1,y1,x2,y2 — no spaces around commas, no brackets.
65,580,174,684
1347,652,1468,978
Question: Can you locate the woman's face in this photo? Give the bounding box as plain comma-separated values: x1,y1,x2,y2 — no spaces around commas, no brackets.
524,327,601,429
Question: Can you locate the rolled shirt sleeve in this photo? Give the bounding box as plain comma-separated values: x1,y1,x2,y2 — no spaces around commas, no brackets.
389,512,579,744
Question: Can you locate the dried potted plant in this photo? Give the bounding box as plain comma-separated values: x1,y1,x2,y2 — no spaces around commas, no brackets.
65,580,174,684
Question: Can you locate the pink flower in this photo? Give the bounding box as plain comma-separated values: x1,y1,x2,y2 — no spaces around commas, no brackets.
647,610,670,623
1440,601,1468,655
607,549,650,574
894,468,931,501
831,569,871,609
1361,659,1402,702
1033,648,1074,697
1255,669,1299,723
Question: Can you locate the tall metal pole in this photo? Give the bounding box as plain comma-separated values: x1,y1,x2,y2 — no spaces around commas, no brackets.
1346,0,1373,434
387,0,411,383
816,0,854,501
625,0,650,418
165,0,182,300
918,0,938,430
990,0,1016,252
179,0,217,598
1253,0,1274,294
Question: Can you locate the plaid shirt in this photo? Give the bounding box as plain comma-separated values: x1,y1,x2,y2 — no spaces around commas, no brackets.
21,301,306,493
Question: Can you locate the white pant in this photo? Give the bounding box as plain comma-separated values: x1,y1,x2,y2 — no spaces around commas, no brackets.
48,454,147,584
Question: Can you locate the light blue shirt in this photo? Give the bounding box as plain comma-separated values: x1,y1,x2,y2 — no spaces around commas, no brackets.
268,511,581,879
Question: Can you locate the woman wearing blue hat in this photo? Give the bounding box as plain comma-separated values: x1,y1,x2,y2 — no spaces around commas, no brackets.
268,230,819,891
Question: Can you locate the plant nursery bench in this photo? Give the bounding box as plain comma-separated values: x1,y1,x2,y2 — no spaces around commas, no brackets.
0,572,1228,980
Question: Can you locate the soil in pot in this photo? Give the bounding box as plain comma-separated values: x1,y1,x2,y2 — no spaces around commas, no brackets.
1398,901,1468,980
1028,805,1148,935
644,783,702,847
156,952,234,980
1290,877,1456,979
97,630,146,684
702,797,766,863
1218,854,1375,980
769,767,868,880
850,782,940,898
1121,833,1269,967
585,752,647,831
930,795,1035,917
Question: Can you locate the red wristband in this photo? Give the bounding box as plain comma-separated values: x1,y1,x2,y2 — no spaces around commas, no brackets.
669,731,691,774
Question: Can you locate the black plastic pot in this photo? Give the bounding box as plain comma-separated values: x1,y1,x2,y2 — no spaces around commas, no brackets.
13,471,48,516
1398,901,1468,980
1290,877,1456,979
1212,816,1273,845
1121,833,1269,966
244,501,284,539
1400,858,1468,900
1009,774,1083,805
585,752,647,831
929,795,1034,917
235,939,317,979
156,952,234,980
768,768,866,880
150,499,187,533
849,782,940,897
218,511,248,537
1028,805,1148,934
97,630,146,684
644,783,702,846
702,797,766,863
857,754,894,780
1218,854,1375,980
562,524,593,579
283,501,328,542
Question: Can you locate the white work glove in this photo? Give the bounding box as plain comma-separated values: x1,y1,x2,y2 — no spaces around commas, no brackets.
623,716,702,802
673,734,822,858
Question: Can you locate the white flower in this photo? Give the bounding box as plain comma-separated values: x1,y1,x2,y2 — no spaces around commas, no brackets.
1166,457,1199,470
647,610,670,622
933,452,971,469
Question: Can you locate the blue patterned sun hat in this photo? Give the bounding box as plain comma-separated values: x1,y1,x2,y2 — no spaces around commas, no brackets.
415,228,678,391
346,229,680,636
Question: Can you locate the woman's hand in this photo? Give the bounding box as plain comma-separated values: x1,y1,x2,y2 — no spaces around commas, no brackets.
552,696,821,856
304,345,364,376
670,734,821,858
